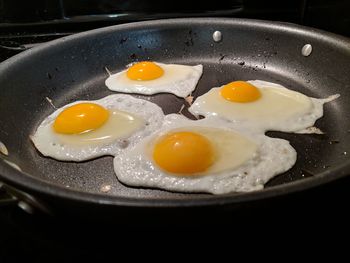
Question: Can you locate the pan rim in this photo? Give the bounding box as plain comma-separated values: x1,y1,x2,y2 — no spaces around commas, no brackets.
0,17,349,68
0,17,350,207
1,161,350,207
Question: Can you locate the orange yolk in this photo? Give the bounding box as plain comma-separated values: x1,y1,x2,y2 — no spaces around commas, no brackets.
126,61,164,81
220,81,261,103
53,103,109,134
153,131,215,174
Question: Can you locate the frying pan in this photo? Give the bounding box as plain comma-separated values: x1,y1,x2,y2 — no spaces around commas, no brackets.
0,18,349,217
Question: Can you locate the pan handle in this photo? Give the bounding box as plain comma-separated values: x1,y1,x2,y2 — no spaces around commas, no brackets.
0,41,43,51
0,182,52,214
0,182,18,206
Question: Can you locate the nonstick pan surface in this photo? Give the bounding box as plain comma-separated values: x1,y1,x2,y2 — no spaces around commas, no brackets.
0,18,349,208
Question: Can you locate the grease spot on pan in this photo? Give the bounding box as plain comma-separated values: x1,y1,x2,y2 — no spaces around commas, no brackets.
301,169,315,177
329,140,340,145
119,37,128,44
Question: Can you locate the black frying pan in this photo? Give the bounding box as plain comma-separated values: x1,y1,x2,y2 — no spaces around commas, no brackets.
0,18,349,215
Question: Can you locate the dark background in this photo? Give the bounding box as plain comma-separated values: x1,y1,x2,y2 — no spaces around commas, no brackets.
1,0,349,61
0,0,349,38
0,0,349,261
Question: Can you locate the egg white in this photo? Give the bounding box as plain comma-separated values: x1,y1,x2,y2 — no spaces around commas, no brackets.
113,114,297,194
31,94,164,161
189,80,339,133
105,62,203,98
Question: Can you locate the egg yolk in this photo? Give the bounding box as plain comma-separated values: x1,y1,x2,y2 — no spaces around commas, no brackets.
220,81,261,103
53,103,109,134
153,131,215,174
126,61,164,81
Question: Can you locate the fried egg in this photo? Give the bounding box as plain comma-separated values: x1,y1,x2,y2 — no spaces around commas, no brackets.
105,61,203,98
189,80,339,133
113,114,296,194
31,94,164,161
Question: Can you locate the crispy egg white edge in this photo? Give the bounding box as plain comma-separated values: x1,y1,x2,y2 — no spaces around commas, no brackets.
113,114,297,194
188,80,340,133
31,94,165,161
105,63,203,98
